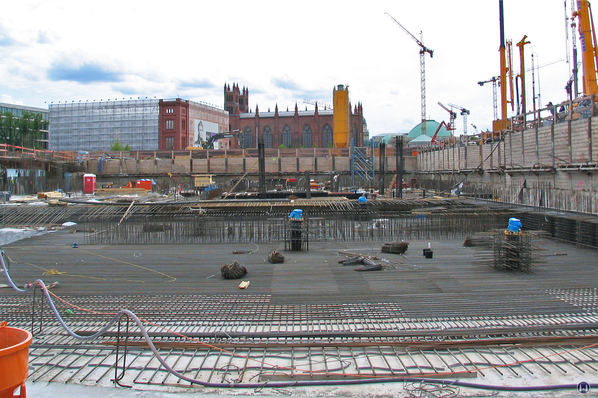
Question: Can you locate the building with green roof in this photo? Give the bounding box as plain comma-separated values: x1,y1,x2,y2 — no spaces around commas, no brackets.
406,120,451,143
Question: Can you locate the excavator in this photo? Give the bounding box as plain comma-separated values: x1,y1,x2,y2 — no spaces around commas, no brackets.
187,130,239,150
201,132,237,149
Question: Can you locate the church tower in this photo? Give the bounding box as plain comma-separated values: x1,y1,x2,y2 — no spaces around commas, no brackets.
224,83,249,116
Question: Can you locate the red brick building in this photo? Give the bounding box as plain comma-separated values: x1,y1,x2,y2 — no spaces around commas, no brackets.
159,98,229,150
224,83,366,149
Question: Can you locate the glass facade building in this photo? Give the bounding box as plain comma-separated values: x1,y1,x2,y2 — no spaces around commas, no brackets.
49,99,160,151
0,103,49,121
0,102,49,148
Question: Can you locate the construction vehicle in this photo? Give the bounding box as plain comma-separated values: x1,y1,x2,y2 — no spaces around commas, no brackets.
202,132,236,149
385,11,433,136
187,130,239,150
431,121,450,144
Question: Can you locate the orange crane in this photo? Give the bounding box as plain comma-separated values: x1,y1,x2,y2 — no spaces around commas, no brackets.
385,11,434,136
516,35,531,117
574,0,598,96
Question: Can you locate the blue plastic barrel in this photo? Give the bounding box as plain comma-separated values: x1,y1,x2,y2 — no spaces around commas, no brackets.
507,218,522,233
289,209,303,220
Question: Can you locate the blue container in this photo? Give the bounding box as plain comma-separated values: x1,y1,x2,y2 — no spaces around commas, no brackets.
289,209,303,220
507,218,522,233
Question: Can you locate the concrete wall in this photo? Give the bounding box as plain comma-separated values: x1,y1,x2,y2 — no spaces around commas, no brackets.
418,116,598,175
416,116,598,214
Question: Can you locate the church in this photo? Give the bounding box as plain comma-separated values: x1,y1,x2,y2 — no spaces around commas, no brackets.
224,83,367,149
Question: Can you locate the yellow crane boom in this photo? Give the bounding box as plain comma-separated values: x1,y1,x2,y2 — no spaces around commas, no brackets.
575,0,598,96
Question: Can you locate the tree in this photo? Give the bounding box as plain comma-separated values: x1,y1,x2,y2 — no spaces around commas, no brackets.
111,139,131,151
0,111,16,145
0,111,46,148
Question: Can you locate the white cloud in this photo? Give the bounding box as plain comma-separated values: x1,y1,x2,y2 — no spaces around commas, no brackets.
0,94,22,105
0,0,586,136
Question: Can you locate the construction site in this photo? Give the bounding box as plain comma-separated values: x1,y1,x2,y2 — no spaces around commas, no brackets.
2,1,598,398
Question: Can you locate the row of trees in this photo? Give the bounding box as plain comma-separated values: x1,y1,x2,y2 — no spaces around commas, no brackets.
0,111,47,149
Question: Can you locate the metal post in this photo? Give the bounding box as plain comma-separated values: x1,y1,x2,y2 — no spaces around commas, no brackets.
305,170,311,199
258,138,266,199
396,136,404,198
379,143,386,195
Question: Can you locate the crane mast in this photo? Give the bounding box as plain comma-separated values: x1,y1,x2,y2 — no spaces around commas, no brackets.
385,11,434,136
478,77,500,120
448,103,471,136
496,0,509,132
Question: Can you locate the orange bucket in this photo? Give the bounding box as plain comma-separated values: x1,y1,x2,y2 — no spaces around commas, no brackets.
0,321,32,398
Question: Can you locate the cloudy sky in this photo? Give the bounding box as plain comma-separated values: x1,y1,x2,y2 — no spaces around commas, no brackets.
0,0,582,137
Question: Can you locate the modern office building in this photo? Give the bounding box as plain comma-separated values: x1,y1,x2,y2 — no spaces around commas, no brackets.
0,102,49,149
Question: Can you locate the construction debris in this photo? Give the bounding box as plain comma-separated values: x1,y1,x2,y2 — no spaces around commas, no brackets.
338,251,382,260
354,257,383,272
268,250,285,263
463,232,495,248
238,281,250,289
381,241,409,254
338,255,384,271
339,256,366,266
221,261,248,279
37,191,64,200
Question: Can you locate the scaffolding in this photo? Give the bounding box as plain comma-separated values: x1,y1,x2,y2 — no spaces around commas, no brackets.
49,99,160,151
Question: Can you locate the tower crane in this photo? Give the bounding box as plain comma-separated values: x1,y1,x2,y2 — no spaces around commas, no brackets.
385,11,434,136
437,102,457,131
478,76,500,120
303,99,333,110
448,103,471,135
